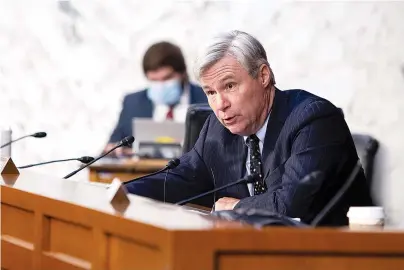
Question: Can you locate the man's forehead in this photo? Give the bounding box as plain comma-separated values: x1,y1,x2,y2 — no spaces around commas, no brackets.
200,58,244,80
200,71,237,88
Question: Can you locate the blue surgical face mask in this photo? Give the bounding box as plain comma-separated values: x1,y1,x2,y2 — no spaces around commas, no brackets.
147,78,182,105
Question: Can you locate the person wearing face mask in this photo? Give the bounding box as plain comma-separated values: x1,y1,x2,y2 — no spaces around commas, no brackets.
103,41,207,157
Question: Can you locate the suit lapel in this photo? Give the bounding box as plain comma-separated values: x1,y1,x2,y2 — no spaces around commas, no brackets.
223,132,249,196
262,89,289,180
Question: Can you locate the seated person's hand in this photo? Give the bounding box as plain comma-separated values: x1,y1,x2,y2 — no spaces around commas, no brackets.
214,197,240,211
103,143,133,158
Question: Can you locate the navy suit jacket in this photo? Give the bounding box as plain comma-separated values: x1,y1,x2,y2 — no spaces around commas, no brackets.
126,89,373,226
108,83,207,143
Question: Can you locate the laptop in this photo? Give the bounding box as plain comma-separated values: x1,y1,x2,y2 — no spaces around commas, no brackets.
132,118,185,159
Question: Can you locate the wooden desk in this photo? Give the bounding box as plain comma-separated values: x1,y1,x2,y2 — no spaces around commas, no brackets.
2,171,404,270
88,158,168,183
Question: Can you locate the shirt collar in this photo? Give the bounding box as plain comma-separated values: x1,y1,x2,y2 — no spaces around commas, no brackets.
243,111,271,144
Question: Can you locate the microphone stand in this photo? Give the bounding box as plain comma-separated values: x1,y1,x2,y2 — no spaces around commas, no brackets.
0,135,30,148
63,136,134,179
0,132,47,148
176,174,258,206
18,156,94,169
18,158,78,169
124,158,180,185
310,160,362,226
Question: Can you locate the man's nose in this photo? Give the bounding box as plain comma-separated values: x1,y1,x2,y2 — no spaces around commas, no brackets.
215,93,230,111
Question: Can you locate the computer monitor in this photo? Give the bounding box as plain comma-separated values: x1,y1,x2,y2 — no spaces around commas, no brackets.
132,118,185,159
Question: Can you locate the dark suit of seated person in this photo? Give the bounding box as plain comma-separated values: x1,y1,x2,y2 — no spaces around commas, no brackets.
125,30,373,226
104,41,207,157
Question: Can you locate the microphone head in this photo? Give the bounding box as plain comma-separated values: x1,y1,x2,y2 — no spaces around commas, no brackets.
120,136,135,147
32,132,47,138
78,156,95,164
167,158,180,169
244,174,259,184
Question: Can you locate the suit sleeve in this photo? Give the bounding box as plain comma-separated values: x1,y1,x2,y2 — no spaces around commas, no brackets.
108,96,129,143
125,115,214,206
234,100,353,218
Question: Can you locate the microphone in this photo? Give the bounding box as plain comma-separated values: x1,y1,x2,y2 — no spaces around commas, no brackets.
62,136,135,179
0,132,47,148
124,158,180,185
175,174,259,206
18,156,94,169
310,160,362,226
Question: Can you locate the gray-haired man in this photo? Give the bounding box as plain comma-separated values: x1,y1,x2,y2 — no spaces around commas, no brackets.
126,30,373,226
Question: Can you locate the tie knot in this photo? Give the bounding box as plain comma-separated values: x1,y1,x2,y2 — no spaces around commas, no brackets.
246,134,260,148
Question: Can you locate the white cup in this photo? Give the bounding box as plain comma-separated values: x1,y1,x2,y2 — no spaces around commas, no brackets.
347,207,385,229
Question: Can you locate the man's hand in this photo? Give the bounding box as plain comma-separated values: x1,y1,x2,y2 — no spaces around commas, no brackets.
214,197,240,211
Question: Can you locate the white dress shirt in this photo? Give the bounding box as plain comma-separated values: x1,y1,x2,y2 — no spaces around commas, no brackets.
152,84,190,123
243,113,270,196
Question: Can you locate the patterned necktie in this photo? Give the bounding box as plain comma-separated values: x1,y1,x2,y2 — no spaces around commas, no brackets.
246,134,267,195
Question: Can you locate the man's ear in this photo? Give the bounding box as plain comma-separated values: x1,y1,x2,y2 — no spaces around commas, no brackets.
259,64,271,88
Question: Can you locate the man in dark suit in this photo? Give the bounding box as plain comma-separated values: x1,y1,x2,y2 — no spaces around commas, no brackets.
125,30,373,226
104,41,207,156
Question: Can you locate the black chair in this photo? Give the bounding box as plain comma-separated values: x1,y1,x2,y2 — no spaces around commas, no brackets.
183,103,213,154
183,104,379,184
351,134,379,188
337,108,379,185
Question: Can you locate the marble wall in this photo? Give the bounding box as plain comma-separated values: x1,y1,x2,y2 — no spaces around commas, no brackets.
1,0,403,223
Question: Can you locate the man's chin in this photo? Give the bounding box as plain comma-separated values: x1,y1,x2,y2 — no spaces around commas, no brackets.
226,125,248,136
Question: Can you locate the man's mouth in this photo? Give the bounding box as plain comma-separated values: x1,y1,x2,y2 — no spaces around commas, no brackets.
223,116,237,125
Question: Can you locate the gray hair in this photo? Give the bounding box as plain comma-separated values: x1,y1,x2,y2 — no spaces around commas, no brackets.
195,30,275,84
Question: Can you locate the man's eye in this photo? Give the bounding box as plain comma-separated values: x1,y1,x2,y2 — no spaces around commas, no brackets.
206,91,215,96
226,83,235,89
